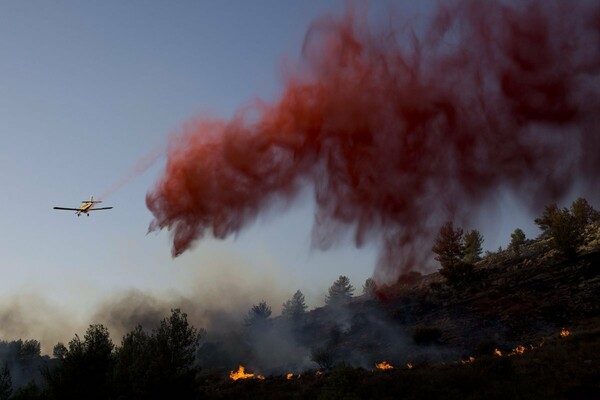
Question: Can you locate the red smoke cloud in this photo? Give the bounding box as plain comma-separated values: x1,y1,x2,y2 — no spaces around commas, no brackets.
146,1,600,282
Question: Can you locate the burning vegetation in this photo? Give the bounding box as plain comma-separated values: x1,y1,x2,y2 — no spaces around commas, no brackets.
560,328,571,338
375,361,394,370
229,365,256,381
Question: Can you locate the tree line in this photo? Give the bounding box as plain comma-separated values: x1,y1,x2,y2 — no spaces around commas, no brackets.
0,275,377,400
432,197,600,283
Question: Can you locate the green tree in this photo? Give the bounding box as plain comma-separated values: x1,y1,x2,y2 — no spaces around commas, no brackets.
432,222,472,282
509,228,527,255
534,199,597,259
549,207,581,260
245,301,272,327
534,203,559,237
362,278,377,298
571,197,600,229
325,276,354,305
281,290,308,320
432,222,464,270
463,229,484,264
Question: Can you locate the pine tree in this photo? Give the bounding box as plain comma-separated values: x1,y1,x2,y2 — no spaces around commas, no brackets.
571,197,600,229
432,222,464,269
463,229,483,264
534,199,597,259
509,228,526,255
281,290,308,319
534,203,559,236
325,276,354,305
432,221,472,283
245,301,272,327
550,207,581,260
362,278,377,298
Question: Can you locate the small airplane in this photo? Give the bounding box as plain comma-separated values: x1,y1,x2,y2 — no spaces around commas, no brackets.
53,195,113,216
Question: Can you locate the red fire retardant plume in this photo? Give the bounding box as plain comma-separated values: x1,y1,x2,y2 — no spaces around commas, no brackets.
147,1,600,283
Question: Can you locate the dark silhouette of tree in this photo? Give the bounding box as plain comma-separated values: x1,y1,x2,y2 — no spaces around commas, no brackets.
432,222,464,269
432,222,472,283
509,228,527,255
113,309,203,400
571,197,600,229
245,301,272,328
44,324,114,400
534,203,559,237
10,381,42,400
463,229,484,264
362,278,377,298
281,290,308,320
325,276,354,305
147,309,202,399
549,207,581,260
113,325,152,400
0,363,12,400
52,343,67,360
19,340,40,365
44,310,203,400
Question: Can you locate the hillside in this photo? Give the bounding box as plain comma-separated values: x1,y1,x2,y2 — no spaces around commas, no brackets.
197,225,600,399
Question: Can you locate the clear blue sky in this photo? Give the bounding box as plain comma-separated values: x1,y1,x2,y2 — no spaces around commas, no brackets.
0,0,540,349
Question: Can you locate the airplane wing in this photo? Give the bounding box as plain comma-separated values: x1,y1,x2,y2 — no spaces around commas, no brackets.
53,207,81,211
88,207,113,211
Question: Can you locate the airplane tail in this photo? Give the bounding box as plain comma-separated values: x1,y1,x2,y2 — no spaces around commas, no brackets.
82,195,102,203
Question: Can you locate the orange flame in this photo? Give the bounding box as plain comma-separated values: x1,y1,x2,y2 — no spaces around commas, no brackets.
512,345,525,355
560,328,570,337
230,365,255,381
376,361,394,370
493,349,503,357
406,363,413,369
257,375,265,380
